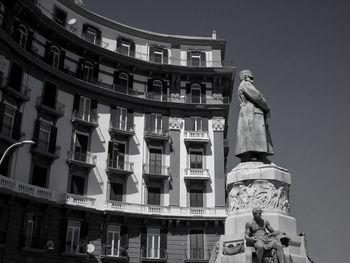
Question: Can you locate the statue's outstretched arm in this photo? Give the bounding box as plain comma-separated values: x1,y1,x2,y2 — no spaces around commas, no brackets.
241,82,270,112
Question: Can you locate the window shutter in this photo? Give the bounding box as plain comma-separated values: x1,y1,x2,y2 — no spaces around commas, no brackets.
145,114,151,132
91,99,97,110
110,107,116,127
116,36,122,51
80,221,89,250
140,227,147,256
108,141,113,159
76,58,84,78
93,63,99,84
163,49,169,64
44,41,52,65
121,225,129,249
48,126,57,154
96,29,102,45
73,94,80,111
187,51,191,66
185,118,191,131
33,119,40,145
100,222,108,255
160,228,167,252
60,219,68,252
12,19,20,42
127,109,134,129
149,46,154,62
201,84,206,103
162,81,168,100
12,111,22,140
147,79,153,93
0,103,5,129
200,52,206,67
130,40,135,57
59,49,66,70
186,83,191,94
162,115,169,133
82,24,88,36
202,118,208,131
26,30,34,52
128,74,134,92
113,70,118,85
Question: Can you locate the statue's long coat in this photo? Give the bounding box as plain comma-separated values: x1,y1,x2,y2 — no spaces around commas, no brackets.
235,80,273,156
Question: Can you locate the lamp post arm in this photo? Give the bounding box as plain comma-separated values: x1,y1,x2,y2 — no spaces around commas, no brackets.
0,142,25,167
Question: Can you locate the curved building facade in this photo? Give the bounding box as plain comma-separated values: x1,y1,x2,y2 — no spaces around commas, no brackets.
0,0,235,262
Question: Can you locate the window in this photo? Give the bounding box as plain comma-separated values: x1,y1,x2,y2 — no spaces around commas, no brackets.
31,165,47,188
18,24,28,49
109,142,126,170
78,96,91,121
190,229,204,259
70,175,85,195
151,80,163,100
82,61,94,83
190,190,203,208
53,6,67,26
65,220,81,253
191,83,202,103
188,51,206,67
120,41,130,56
118,73,128,90
190,150,203,169
74,133,89,162
191,117,202,131
147,228,160,258
85,27,97,44
1,105,15,137
37,121,51,152
50,46,60,69
24,213,43,249
110,182,123,202
148,187,160,206
106,225,121,256
149,148,162,175
153,48,163,63
116,107,127,130
191,52,201,67
42,81,57,108
150,114,162,134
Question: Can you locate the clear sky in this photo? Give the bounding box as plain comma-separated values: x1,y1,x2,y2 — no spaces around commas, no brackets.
84,0,350,262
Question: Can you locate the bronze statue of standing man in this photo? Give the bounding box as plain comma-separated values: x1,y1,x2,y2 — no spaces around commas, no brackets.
235,70,273,163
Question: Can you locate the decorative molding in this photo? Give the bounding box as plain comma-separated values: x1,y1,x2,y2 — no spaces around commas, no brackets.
169,117,183,130
212,117,225,131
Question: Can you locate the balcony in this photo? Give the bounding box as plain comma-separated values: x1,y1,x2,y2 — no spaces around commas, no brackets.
143,164,170,181
184,131,210,144
67,151,96,169
109,120,135,138
106,159,134,176
81,33,109,48
0,78,31,101
0,174,58,202
31,140,60,160
184,168,210,182
101,245,129,261
36,96,65,117
71,110,99,128
141,247,167,262
184,248,211,262
22,235,46,252
64,193,96,208
144,129,170,142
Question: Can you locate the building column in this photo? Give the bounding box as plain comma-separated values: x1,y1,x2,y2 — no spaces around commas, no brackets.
213,118,225,207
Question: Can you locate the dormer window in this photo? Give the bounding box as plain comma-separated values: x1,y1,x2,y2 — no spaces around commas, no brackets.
187,51,206,67
82,24,101,45
154,48,163,63
120,41,130,56
53,6,67,27
150,46,169,64
18,24,28,49
116,37,135,57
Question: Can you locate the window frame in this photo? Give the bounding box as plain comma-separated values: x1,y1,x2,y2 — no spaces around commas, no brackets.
106,225,121,256
37,119,52,152
191,83,202,103
146,228,160,258
189,149,204,169
65,220,81,253
2,103,16,137
83,61,94,83
18,24,28,49
150,113,162,134
50,46,60,69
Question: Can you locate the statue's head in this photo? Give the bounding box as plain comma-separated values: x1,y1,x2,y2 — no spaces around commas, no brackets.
239,70,254,82
252,207,263,219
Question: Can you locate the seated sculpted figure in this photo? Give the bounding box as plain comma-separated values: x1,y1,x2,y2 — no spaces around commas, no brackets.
245,208,286,263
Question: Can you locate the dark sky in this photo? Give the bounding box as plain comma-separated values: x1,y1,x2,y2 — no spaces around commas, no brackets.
84,0,350,262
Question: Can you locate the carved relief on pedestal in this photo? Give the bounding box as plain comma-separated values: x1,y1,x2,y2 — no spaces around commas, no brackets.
212,117,225,131
228,180,290,214
169,117,183,130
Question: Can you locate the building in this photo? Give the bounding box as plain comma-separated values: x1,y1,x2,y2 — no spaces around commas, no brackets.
0,0,235,262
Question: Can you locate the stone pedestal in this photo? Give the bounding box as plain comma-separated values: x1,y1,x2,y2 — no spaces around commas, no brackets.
210,162,312,263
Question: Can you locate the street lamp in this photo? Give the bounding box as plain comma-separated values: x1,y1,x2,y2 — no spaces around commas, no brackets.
0,140,35,167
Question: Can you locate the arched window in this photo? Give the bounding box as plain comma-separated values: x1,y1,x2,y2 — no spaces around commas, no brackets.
83,61,94,83
191,83,201,103
18,24,28,49
50,46,60,69
118,73,129,89
152,80,163,101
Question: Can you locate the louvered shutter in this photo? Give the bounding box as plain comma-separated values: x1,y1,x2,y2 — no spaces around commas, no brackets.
26,30,34,52
32,120,40,146
128,74,134,93
48,126,57,154
200,52,206,67
59,49,65,70
100,223,108,255
202,118,208,131
162,115,169,133
44,41,52,65
185,118,191,131
163,49,169,64
149,46,154,62
12,19,20,42
60,219,68,252
187,51,191,66
12,111,22,140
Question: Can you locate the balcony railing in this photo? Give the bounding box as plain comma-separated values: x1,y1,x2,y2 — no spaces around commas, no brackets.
106,159,133,175
65,193,96,208
144,129,170,141
81,33,109,48
184,131,210,143
143,164,170,178
105,201,226,217
36,96,65,117
0,78,31,101
185,248,211,261
0,174,58,202
67,151,96,168
22,235,46,250
141,247,167,260
102,244,128,258
71,111,99,127
109,120,135,136
184,168,210,180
